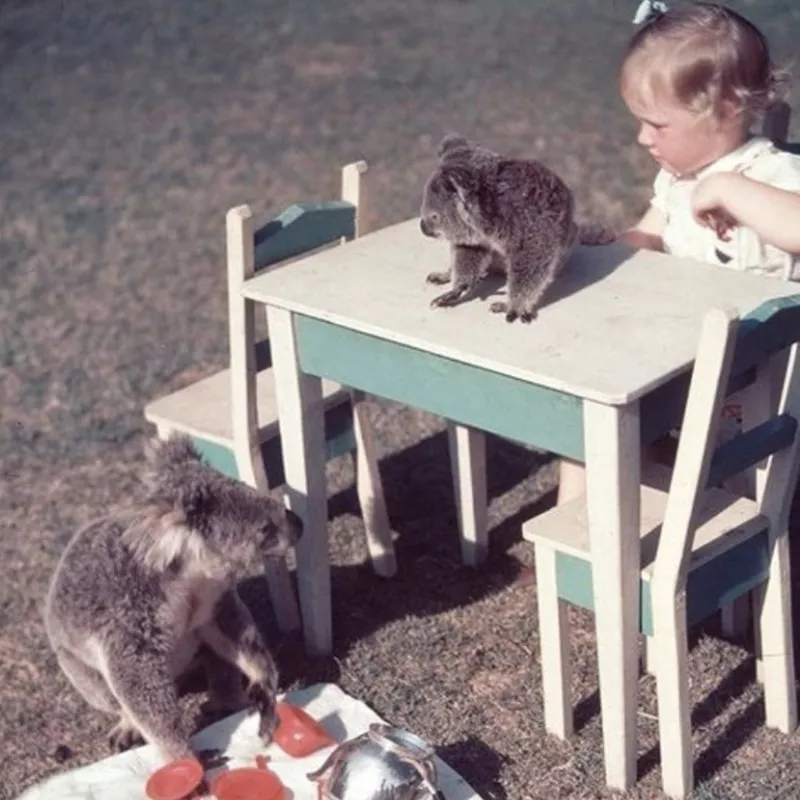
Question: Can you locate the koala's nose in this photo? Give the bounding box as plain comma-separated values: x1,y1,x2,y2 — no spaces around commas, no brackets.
285,508,303,542
419,218,433,237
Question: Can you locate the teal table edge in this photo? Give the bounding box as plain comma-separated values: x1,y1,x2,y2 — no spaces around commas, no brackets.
295,314,583,459
293,314,689,462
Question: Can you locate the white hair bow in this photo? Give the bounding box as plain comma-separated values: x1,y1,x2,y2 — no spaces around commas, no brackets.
632,0,668,24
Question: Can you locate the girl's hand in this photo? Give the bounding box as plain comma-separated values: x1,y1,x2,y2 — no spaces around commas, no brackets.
692,173,738,241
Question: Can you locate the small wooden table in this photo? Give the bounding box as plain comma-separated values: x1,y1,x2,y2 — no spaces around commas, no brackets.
241,218,797,790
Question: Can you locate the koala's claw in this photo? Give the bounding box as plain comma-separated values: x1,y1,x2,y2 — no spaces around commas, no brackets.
247,683,278,744
197,748,229,770
490,301,536,323
107,719,144,753
430,289,466,308
426,271,451,285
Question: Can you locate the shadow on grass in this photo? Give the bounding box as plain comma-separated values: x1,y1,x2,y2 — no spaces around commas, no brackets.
635,655,766,782
570,626,775,785
437,736,511,800
239,427,554,670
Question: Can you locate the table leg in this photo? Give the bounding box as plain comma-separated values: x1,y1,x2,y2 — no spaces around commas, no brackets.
267,306,331,656
447,423,488,566
350,388,396,578
583,399,641,790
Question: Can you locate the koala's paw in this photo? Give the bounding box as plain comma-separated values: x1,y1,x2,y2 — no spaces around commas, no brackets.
107,718,145,753
490,301,536,323
197,748,229,770
248,683,278,744
577,223,617,246
430,288,466,308
426,270,451,285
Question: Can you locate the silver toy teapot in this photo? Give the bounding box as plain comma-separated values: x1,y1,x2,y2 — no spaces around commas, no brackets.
306,723,440,800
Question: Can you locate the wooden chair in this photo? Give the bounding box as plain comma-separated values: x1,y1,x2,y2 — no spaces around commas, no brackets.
762,100,791,145
710,101,794,637
144,162,395,632
522,295,800,798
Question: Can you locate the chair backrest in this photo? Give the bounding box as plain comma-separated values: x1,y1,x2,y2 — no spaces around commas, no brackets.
226,161,368,488
762,101,791,144
652,294,800,593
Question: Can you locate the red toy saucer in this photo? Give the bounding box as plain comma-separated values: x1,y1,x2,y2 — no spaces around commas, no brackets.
145,757,205,800
210,758,285,800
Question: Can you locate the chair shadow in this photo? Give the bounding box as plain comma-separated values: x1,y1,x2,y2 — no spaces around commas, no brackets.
327,425,555,539
237,427,554,680
570,623,768,784
635,653,767,782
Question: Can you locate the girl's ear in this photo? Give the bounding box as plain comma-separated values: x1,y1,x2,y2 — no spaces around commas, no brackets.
717,98,747,129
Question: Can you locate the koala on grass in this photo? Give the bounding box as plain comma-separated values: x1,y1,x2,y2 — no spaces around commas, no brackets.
419,134,614,323
44,435,302,763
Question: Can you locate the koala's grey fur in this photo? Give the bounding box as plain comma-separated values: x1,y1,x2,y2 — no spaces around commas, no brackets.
420,134,587,323
43,434,302,762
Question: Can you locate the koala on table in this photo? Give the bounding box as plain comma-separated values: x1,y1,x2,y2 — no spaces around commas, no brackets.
43,435,302,762
419,134,613,323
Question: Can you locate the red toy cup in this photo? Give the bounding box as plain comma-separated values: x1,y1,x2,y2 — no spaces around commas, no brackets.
273,702,336,758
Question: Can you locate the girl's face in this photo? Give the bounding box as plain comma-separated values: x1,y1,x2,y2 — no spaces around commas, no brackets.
623,84,746,177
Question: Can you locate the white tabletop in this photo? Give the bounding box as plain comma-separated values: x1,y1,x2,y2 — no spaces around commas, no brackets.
242,218,798,405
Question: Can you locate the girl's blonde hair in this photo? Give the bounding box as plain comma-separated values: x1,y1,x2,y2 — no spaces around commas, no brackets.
620,2,787,122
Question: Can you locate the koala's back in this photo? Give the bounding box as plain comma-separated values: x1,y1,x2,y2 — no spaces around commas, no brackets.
491,158,574,234
45,515,167,651
442,141,574,245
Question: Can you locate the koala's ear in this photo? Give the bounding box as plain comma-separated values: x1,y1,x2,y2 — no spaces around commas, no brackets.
174,479,215,518
438,134,470,158
441,164,481,212
145,434,202,467
143,434,203,487
123,507,209,572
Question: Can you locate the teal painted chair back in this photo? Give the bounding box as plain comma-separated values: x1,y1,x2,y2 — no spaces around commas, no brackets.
250,202,357,373
649,294,800,634
224,162,367,489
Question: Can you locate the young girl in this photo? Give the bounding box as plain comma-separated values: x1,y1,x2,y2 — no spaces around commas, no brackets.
558,1,800,503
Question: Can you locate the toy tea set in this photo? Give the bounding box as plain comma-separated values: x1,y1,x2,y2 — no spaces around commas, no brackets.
145,701,442,800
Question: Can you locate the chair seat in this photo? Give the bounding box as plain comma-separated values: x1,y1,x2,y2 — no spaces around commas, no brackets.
522,468,766,580
144,367,348,448
523,475,770,635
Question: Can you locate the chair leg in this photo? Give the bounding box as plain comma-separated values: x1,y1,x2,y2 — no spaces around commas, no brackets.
350,390,396,578
155,424,174,440
751,586,764,685
652,594,694,799
446,423,488,566
720,595,750,639
534,544,573,739
642,636,657,677
264,558,301,632
755,535,798,733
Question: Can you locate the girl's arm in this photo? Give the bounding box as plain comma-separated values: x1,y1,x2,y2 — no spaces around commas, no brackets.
619,205,666,251
693,173,800,253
